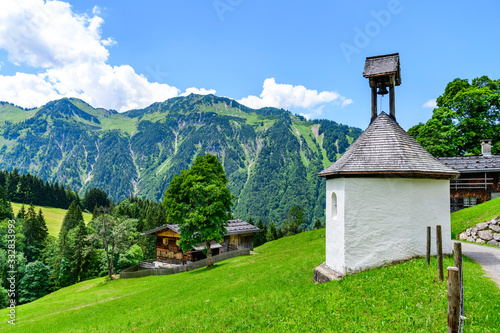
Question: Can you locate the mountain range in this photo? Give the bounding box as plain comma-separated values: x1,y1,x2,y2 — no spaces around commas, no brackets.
0,94,361,226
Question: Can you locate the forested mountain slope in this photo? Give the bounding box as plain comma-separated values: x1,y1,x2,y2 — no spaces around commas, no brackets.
0,95,361,226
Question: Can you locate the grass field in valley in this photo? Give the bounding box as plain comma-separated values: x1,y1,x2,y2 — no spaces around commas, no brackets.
10,202,93,237
450,197,500,239
2,229,499,332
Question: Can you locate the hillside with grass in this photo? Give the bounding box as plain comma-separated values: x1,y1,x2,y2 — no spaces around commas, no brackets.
3,229,499,332
451,197,500,238
10,202,93,236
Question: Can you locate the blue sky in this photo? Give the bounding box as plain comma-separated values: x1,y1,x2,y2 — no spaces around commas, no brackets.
0,0,499,130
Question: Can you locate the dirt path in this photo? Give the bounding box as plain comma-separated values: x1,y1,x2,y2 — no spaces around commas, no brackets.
457,241,500,288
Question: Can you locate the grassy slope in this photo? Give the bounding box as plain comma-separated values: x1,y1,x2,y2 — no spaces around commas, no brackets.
3,229,499,332
10,202,93,237
450,197,500,238
0,104,37,123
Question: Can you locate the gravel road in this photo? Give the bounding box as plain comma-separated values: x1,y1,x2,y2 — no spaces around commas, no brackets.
457,241,500,288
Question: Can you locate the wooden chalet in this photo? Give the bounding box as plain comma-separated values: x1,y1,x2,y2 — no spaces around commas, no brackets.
438,140,500,212
141,219,262,264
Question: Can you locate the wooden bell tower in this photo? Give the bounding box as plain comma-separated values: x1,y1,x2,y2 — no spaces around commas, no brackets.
362,53,401,122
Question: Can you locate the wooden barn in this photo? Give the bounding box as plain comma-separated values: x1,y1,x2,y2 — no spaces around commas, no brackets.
141,219,262,265
438,140,500,212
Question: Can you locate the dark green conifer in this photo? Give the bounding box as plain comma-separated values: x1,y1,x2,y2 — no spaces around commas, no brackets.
266,222,277,242
70,219,88,283
17,204,26,220
0,185,13,220
59,201,83,256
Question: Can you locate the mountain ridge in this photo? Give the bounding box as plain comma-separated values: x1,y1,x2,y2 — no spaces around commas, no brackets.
0,94,362,226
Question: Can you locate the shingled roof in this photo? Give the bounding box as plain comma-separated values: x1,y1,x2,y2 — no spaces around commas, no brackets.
437,155,500,173
363,53,401,86
141,219,262,236
318,112,459,179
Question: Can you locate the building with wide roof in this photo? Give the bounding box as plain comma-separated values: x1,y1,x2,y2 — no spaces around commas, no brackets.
438,141,500,211
141,219,262,264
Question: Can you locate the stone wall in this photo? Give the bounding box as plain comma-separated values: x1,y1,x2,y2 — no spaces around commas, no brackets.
120,249,251,279
458,217,500,246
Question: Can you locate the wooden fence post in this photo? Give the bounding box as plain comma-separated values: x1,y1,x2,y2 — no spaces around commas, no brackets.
426,226,431,265
453,242,462,278
447,267,460,333
437,225,443,281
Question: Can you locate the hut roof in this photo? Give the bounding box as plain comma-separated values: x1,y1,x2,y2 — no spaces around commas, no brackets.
140,219,262,236
363,53,401,86
437,155,500,173
318,112,459,179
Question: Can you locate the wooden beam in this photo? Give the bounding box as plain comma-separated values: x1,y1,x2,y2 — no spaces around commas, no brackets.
371,87,377,121
389,85,395,119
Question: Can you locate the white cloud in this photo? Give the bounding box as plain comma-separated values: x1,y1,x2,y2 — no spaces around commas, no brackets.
238,78,352,116
0,0,110,68
341,98,354,107
300,106,325,120
0,0,208,111
180,87,217,97
422,99,437,108
92,5,102,15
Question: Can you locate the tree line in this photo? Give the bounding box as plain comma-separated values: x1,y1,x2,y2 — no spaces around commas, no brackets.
0,168,111,212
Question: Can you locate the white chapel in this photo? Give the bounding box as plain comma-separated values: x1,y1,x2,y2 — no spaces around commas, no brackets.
316,53,459,276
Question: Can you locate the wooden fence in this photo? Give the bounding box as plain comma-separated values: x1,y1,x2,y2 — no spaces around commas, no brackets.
120,249,250,279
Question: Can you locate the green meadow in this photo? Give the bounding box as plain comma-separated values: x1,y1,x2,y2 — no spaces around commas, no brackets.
10,202,93,237
3,229,499,332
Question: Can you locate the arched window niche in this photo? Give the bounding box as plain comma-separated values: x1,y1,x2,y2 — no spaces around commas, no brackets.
331,192,338,220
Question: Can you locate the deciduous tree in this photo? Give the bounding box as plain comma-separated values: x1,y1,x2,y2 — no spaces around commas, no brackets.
88,208,138,279
409,76,500,156
163,155,234,268
18,261,51,304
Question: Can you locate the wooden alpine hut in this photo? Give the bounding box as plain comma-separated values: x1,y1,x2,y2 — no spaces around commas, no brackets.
141,219,262,265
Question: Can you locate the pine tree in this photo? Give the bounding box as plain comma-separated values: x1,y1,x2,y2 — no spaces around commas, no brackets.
23,205,48,261
254,219,267,247
5,169,19,201
92,205,98,219
266,222,277,242
36,209,48,244
59,201,84,256
83,188,110,212
16,204,26,220
70,219,88,283
276,227,284,239
0,185,13,220
23,204,37,244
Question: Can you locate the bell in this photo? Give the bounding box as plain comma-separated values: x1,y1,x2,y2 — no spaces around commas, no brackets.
377,85,389,95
